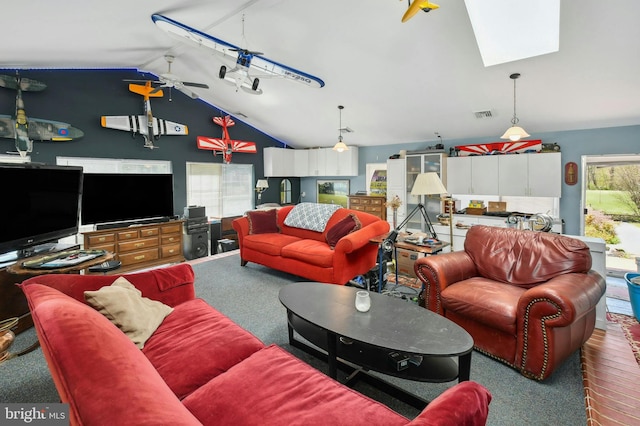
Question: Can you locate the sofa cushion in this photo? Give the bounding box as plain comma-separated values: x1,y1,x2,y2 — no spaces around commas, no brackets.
242,233,302,256
143,298,264,400
182,344,408,426
441,277,525,335
464,225,592,287
84,277,174,349
23,284,201,426
325,213,362,248
247,209,279,234
281,239,335,268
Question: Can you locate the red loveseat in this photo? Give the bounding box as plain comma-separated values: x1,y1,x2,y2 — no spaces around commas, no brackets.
22,264,492,425
233,204,390,284
415,225,606,380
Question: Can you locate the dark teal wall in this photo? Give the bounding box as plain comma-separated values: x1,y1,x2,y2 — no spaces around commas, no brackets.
2,69,292,215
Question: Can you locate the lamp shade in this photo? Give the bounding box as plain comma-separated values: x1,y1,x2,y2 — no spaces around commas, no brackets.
501,125,530,142
255,179,269,190
332,141,349,152
411,172,448,196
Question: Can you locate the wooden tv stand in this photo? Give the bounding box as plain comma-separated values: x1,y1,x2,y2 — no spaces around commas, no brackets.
83,220,185,274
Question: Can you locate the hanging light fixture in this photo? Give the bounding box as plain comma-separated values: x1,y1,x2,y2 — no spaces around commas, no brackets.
501,73,530,142
332,105,349,152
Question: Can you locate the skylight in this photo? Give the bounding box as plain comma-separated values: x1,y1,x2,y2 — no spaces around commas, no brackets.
464,0,560,67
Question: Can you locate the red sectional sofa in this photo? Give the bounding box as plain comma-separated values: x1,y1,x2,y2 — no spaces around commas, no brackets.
22,264,492,426
233,204,390,285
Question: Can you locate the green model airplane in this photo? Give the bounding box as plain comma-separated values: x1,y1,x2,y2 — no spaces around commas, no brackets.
0,72,84,157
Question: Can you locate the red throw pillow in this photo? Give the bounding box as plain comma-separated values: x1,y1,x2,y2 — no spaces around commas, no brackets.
247,209,279,234
325,214,362,249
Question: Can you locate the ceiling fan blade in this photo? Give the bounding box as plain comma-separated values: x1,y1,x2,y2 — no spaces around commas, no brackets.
182,82,209,89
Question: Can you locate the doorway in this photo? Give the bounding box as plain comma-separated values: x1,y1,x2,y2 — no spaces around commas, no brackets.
581,154,640,276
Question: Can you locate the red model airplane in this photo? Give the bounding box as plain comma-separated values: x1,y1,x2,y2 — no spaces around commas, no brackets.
196,115,257,163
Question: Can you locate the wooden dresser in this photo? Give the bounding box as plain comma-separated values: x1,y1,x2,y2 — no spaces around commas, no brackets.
83,220,184,274
348,195,387,221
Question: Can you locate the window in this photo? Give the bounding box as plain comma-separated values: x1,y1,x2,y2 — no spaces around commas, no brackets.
186,162,254,218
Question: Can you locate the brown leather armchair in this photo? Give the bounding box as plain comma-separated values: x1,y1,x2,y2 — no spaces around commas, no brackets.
415,225,606,380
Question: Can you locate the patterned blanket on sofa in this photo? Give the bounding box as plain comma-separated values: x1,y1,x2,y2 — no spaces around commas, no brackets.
283,203,342,232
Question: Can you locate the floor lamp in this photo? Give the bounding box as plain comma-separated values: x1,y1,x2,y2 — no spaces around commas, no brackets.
382,172,449,251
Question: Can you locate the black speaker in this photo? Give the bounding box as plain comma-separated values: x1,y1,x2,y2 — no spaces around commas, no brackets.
183,229,209,260
184,205,206,219
210,221,221,254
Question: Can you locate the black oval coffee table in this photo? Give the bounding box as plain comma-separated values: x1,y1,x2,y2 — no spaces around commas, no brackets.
279,282,473,409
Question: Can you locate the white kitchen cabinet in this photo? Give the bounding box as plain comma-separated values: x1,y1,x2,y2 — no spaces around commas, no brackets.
498,153,561,197
447,156,499,195
307,147,359,176
386,158,406,229
264,147,295,177
293,150,308,177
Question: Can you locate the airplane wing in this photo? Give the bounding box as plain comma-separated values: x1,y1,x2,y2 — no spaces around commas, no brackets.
27,118,84,141
196,137,257,154
152,14,324,88
101,115,188,136
0,115,16,138
152,14,239,62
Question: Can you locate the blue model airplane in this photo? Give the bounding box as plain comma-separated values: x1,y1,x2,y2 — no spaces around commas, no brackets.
152,14,324,95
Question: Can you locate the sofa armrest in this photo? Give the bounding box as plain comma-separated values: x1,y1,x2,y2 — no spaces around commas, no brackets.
415,252,478,315
20,263,196,307
517,270,606,328
407,381,492,426
334,220,390,254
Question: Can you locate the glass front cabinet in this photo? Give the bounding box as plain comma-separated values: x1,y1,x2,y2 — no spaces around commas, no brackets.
405,153,447,234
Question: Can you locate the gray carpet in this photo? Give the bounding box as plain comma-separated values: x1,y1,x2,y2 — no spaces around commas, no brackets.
0,254,587,425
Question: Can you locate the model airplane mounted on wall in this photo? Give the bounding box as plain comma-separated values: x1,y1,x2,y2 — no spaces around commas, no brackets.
0,72,84,157
196,115,257,164
151,14,325,95
401,0,440,23
101,81,188,149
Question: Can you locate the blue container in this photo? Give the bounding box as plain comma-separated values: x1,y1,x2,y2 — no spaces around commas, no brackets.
623,272,640,322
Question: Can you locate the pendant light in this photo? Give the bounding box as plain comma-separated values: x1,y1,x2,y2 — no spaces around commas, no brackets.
501,73,530,142
332,105,349,152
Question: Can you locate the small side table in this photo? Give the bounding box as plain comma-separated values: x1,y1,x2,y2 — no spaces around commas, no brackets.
370,233,448,293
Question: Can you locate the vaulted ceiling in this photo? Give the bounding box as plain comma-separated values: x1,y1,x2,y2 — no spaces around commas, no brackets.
2,0,639,149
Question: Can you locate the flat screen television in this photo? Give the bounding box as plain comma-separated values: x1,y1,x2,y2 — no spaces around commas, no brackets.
81,173,174,226
0,163,83,258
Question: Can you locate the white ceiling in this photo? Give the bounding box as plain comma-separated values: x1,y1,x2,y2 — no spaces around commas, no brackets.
2,0,639,149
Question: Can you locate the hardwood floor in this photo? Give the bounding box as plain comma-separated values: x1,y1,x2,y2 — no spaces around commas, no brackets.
582,275,639,426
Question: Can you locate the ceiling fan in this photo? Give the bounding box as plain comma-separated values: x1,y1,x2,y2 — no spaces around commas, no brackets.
154,54,209,100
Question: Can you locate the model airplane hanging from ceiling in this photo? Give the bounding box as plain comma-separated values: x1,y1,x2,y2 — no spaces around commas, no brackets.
401,0,440,23
101,81,188,149
0,72,84,157
151,14,325,95
197,115,257,164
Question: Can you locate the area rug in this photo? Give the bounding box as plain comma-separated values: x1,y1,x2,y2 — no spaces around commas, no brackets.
190,254,587,426
607,312,640,366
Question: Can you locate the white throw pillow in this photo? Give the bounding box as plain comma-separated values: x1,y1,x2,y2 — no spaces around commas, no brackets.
84,277,173,349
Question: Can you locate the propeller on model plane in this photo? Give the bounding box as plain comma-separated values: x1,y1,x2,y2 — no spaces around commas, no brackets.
0,71,84,157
